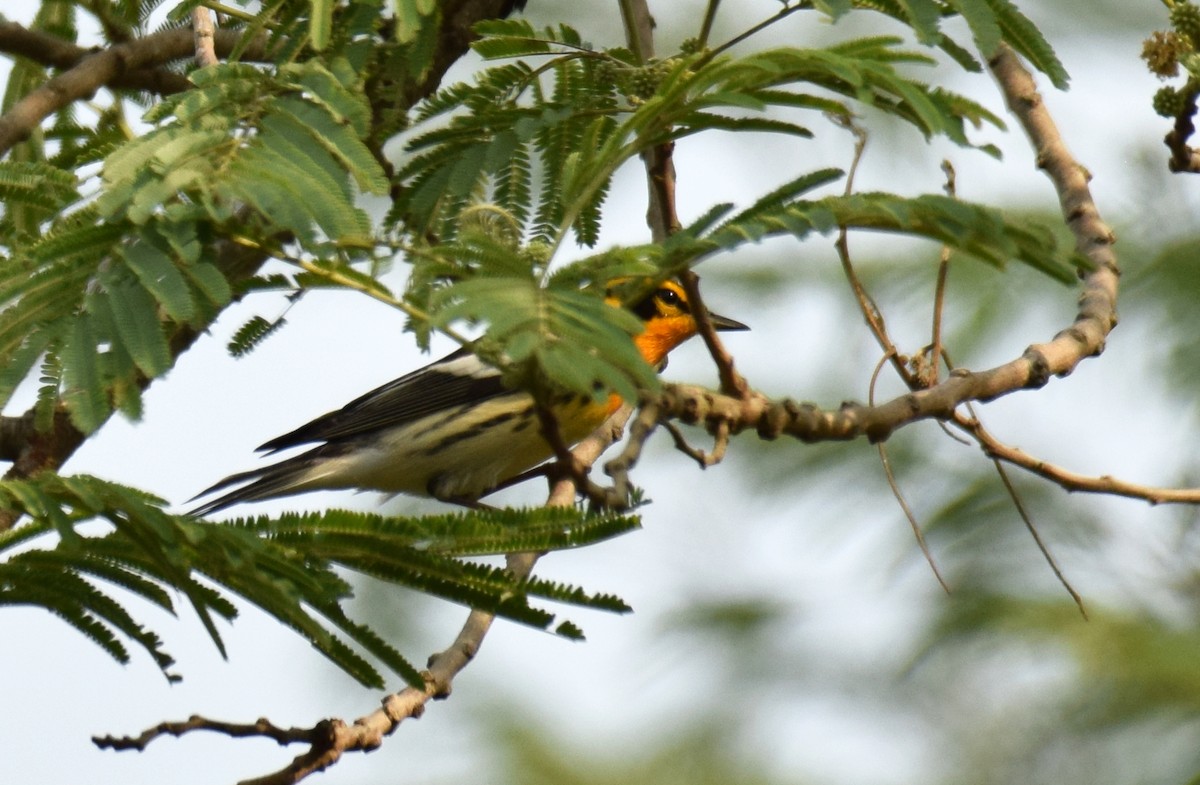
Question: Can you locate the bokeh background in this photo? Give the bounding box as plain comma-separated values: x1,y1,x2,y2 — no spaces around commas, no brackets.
5,1,1200,783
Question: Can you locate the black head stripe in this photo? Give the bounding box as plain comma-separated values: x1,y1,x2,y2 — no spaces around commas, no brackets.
631,295,659,321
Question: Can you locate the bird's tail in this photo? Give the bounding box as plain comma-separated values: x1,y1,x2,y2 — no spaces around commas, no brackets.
188,451,329,517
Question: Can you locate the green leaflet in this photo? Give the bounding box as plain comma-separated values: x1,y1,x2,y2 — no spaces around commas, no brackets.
430,274,655,403
100,271,172,378
0,470,640,687
400,31,1010,254
700,190,1082,282
0,161,79,228
896,0,944,44
121,240,196,323
309,0,333,50
61,315,110,434
982,0,1069,88
948,0,1003,56
227,315,287,358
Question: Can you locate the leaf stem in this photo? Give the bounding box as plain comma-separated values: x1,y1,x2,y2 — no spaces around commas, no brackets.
698,0,721,49
227,236,473,349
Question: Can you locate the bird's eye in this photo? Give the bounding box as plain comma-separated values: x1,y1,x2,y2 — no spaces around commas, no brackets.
656,288,682,307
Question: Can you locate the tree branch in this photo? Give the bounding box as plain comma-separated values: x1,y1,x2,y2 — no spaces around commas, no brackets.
958,414,1200,505
987,44,1119,329
191,9,220,68
1165,82,1200,173
593,48,1128,507
0,26,270,156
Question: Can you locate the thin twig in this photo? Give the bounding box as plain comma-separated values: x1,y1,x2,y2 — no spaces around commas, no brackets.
601,397,662,508
832,118,916,387
94,715,321,752
988,449,1088,619
700,2,809,64
869,352,950,593
663,419,728,468
941,341,1084,612
698,0,721,49
922,160,956,388
956,412,1200,505
831,112,954,591
679,270,748,397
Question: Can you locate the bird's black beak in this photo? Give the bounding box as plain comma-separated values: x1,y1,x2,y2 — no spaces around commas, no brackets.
707,311,750,332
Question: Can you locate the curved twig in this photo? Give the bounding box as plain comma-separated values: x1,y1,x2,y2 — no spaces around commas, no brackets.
957,414,1200,505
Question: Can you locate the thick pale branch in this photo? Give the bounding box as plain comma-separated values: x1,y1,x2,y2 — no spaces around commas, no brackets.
191,9,220,68
988,45,1119,341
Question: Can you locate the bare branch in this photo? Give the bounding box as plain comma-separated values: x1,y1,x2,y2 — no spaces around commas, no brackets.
680,270,749,398
959,416,1200,506
987,442,1088,619
94,715,321,752
832,118,917,388
868,350,950,593
987,44,1119,338
663,419,728,469
920,160,957,388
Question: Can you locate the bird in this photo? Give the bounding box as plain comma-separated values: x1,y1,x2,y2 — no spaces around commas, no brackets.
190,280,747,515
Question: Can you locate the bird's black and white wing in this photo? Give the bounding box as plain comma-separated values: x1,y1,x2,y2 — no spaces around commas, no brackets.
258,347,509,452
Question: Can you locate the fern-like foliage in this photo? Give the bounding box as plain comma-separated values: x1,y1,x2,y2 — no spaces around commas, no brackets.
0,57,391,436
0,0,1076,689
396,22,1008,253
387,16,1065,404
0,474,638,686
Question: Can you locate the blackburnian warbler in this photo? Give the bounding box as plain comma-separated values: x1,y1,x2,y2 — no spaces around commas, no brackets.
191,281,746,515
